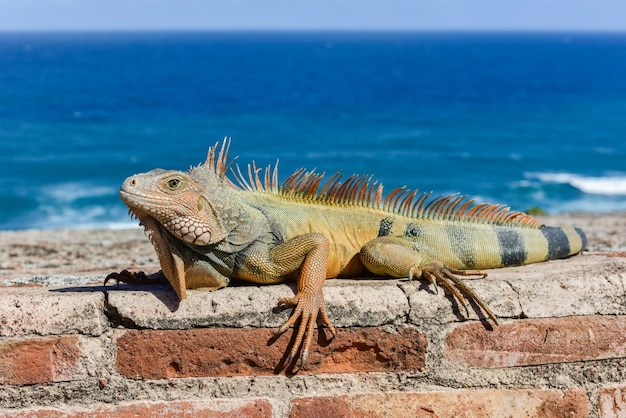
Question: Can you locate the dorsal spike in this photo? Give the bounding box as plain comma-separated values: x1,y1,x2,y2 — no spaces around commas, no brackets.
319,171,342,199
422,196,439,219
446,195,466,219
272,161,280,193
430,197,448,220
411,192,432,217
374,184,384,208
400,190,418,216
232,164,252,191
366,180,379,208
358,176,373,205
264,164,272,190
384,187,404,212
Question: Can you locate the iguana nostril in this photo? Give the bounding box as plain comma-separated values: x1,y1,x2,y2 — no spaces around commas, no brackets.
130,178,137,187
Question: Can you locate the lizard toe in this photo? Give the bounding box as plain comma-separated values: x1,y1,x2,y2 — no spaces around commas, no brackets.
274,290,334,368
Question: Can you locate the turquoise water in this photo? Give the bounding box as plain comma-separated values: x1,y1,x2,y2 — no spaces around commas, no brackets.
1,32,625,229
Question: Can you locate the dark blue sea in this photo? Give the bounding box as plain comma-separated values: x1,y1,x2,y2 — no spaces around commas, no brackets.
1,31,625,230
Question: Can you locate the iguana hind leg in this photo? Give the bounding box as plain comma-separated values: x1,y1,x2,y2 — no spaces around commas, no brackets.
359,236,497,324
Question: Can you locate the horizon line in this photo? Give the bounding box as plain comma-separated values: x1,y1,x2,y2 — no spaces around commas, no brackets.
1,28,626,34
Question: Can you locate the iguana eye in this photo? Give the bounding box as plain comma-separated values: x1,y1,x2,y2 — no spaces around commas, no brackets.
167,178,181,189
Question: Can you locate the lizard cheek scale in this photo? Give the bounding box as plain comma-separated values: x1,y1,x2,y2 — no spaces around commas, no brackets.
107,139,586,371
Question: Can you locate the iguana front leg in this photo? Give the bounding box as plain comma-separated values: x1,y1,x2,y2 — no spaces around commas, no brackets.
359,236,497,324
238,233,336,367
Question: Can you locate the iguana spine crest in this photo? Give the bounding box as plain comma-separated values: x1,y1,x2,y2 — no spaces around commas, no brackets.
204,139,541,229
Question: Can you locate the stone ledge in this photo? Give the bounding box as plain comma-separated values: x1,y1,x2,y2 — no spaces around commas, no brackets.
0,252,623,339
106,280,409,329
0,289,108,337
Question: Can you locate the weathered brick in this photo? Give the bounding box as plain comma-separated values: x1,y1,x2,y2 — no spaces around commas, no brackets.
0,288,108,337
599,384,626,418
290,389,588,418
0,335,85,385
0,399,272,417
116,326,426,378
445,315,626,367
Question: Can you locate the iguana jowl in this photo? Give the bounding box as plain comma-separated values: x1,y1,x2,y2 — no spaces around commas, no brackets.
107,140,587,367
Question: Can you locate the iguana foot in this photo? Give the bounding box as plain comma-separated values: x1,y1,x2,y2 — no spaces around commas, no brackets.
104,269,166,286
274,290,336,368
414,262,497,325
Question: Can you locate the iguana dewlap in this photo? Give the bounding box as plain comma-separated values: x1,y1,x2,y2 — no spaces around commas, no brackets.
107,140,586,368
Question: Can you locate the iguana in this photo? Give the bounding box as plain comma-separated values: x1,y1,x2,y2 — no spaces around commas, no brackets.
106,140,587,367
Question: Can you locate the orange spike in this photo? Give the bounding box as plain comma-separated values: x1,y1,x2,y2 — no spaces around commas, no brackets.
366,180,379,207
386,187,405,212
348,175,364,202
443,196,460,219
337,175,357,203
429,197,448,220
350,176,366,203
393,188,409,213
466,202,486,218
446,195,466,219
319,172,342,199
215,139,231,178
412,192,432,217
374,184,383,208
454,199,474,220
422,196,439,219
400,190,418,216
357,177,369,205
263,165,272,191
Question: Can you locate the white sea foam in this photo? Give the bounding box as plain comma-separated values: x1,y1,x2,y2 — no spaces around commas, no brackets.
28,204,135,230
41,182,117,202
526,172,626,196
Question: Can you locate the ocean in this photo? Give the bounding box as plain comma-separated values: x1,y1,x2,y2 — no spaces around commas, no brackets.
1,31,625,230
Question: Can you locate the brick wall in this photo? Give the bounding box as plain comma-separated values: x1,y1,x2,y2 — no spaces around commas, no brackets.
1,249,625,418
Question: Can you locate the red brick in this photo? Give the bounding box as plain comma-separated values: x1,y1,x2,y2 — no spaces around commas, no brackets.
445,315,626,368
599,384,626,418
290,389,588,418
116,326,426,378
0,335,84,385
1,399,272,418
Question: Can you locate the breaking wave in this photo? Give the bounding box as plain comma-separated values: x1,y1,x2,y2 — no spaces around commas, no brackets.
526,172,626,196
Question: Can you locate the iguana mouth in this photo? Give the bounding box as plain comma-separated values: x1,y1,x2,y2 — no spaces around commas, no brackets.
132,211,187,299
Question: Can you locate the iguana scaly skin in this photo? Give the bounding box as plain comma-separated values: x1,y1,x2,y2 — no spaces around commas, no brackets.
107,140,587,368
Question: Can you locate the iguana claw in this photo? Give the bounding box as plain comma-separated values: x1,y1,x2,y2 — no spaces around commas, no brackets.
104,269,165,286
274,291,336,368
420,262,496,324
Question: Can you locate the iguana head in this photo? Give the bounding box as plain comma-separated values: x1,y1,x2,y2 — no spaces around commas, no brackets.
120,166,229,246
117,142,238,299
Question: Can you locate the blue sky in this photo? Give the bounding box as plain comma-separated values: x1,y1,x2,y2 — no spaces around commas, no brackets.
0,0,625,31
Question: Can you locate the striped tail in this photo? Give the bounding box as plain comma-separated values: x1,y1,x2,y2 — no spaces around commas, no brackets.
539,226,587,260
501,225,587,267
